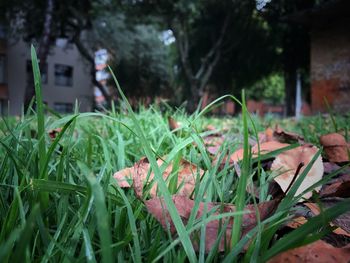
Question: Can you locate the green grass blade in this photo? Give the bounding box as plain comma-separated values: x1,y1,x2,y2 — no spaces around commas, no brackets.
231,91,250,250
31,45,46,177
263,198,350,261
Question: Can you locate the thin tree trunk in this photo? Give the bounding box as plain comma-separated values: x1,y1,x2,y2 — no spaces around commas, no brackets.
171,15,230,112
284,66,296,116
187,79,200,112
24,0,54,110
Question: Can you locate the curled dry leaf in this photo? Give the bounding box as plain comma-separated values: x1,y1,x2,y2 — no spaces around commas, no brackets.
271,144,323,198
268,240,350,263
273,125,305,144
320,133,349,163
113,157,204,198
145,195,279,252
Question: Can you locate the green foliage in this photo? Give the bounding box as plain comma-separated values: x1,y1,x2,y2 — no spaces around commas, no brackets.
91,13,173,97
0,0,93,42
246,73,285,104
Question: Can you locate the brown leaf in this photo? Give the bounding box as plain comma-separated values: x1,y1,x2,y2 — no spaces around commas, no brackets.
320,180,350,198
258,127,275,143
229,141,290,163
145,195,279,252
319,198,350,236
273,125,305,144
268,240,350,263
323,162,343,174
320,133,349,163
285,216,308,229
113,157,204,198
303,201,350,237
205,124,217,131
113,167,134,188
203,134,225,155
271,144,324,198
322,162,350,194
48,128,62,140
285,213,350,240
168,116,180,131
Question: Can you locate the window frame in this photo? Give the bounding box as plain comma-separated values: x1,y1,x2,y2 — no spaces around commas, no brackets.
54,64,73,87
0,55,7,85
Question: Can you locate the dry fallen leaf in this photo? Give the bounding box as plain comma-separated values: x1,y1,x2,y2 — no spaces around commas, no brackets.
203,134,225,155
268,240,350,263
229,141,290,163
271,144,323,198
323,162,343,174
258,127,275,143
205,124,217,131
320,133,349,163
168,116,180,131
303,202,350,237
285,216,308,229
286,213,350,239
145,195,279,252
48,128,62,140
273,125,305,144
113,157,204,198
320,180,350,198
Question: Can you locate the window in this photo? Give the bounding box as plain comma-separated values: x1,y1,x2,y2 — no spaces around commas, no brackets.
54,102,73,113
0,56,6,84
27,60,48,84
55,64,73,86
0,99,7,115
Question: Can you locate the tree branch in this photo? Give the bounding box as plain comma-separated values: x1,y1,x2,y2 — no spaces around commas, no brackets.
195,14,230,80
199,49,221,92
170,19,194,81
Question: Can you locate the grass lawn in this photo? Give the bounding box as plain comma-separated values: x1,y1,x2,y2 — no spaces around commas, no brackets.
0,47,349,263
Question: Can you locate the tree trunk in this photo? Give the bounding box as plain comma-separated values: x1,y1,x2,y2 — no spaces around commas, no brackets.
284,66,296,117
171,15,229,113
187,78,201,112
24,0,54,110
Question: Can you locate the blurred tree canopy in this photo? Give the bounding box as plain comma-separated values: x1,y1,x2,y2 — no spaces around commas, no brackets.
1,0,322,114
90,13,172,98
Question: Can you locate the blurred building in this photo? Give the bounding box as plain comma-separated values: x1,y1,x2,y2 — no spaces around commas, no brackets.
0,29,93,115
291,0,350,113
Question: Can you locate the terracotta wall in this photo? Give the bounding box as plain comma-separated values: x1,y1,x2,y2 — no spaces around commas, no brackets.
311,17,350,112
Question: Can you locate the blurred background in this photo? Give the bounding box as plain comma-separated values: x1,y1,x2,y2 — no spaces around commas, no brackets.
0,0,349,116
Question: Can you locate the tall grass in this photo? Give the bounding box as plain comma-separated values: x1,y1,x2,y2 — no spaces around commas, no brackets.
0,47,349,262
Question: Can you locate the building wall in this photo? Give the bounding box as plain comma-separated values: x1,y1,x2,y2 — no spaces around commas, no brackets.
311,17,350,112
7,39,93,115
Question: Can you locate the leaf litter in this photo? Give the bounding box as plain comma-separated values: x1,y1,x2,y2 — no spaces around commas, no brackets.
114,156,204,198
113,122,350,260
